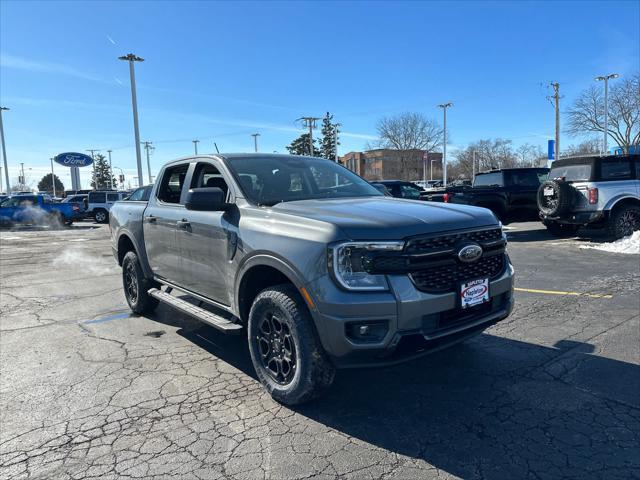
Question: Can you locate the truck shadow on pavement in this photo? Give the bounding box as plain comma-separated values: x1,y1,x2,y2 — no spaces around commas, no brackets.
178,323,639,478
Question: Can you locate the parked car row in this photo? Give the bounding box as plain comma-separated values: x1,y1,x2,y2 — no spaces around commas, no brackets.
370,153,639,239
0,186,154,227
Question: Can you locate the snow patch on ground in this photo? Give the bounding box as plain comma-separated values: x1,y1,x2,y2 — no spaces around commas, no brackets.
579,231,640,255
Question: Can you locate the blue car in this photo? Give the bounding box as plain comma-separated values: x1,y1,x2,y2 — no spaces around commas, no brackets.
0,194,83,226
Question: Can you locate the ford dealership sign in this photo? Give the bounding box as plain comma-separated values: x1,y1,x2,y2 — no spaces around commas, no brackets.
54,152,94,167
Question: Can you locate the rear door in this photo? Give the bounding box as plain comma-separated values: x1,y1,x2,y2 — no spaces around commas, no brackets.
142,163,191,283
505,170,547,218
177,159,237,306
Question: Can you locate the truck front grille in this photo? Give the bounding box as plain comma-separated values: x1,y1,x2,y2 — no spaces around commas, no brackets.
404,227,503,254
409,254,505,294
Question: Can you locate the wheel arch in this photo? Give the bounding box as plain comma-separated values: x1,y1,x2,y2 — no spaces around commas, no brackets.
605,195,640,213
235,254,309,325
116,232,154,279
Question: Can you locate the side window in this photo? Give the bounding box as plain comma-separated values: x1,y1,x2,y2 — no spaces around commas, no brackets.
127,188,144,201
191,163,229,199
400,184,421,199
142,186,152,201
600,160,631,181
474,172,504,187
89,192,106,203
635,160,640,179
157,164,189,204
107,193,119,202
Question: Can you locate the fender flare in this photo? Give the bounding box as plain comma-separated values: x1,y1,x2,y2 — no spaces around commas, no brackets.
603,194,640,212
117,231,154,279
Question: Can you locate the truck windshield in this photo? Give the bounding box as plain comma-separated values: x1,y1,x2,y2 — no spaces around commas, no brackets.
549,164,592,182
227,156,382,206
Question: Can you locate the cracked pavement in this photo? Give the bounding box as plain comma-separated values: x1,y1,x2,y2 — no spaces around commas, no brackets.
1,222,639,479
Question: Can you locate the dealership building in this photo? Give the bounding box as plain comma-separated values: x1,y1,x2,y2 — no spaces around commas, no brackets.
340,149,443,181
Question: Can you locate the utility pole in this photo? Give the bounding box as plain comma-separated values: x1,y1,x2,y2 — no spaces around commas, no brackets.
472,150,476,178
107,150,113,189
19,162,25,188
333,123,341,162
0,107,10,193
86,149,100,189
437,102,453,186
142,142,154,184
297,117,320,156
192,139,199,155
595,73,620,154
119,53,145,186
549,82,561,160
251,133,260,153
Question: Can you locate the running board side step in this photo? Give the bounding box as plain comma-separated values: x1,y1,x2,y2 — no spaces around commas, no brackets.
148,288,243,334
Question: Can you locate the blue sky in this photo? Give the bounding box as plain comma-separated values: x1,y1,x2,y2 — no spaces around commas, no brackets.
1,0,638,189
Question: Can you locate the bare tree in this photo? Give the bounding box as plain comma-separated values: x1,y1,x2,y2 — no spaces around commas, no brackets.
563,138,601,157
516,143,544,167
375,112,443,151
566,73,640,152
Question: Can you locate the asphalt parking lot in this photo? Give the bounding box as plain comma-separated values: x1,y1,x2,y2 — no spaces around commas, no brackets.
1,221,638,480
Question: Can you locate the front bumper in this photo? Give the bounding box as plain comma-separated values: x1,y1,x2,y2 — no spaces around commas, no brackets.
307,258,514,368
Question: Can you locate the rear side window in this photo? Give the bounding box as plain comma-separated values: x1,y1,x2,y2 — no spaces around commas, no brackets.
157,164,189,204
127,187,145,201
600,159,632,181
474,172,503,187
89,192,106,203
507,170,546,187
107,193,119,201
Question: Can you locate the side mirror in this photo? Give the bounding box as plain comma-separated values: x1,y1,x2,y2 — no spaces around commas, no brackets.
185,187,230,211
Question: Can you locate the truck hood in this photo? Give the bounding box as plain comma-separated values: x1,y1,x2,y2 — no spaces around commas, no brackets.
270,197,499,240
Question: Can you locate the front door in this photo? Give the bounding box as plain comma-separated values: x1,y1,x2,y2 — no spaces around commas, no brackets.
143,163,190,283
177,160,237,306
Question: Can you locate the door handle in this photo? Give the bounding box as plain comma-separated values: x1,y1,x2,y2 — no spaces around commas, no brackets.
146,215,157,223
176,219,191,230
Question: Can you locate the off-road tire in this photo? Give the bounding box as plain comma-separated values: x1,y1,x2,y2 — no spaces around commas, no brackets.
605,204,640,240
248,284,335,405
94,209,108,224
544,221,579,237
122,251,159,314
538,180,574,216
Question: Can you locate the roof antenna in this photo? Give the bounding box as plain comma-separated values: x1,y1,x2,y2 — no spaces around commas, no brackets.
213,142,220,154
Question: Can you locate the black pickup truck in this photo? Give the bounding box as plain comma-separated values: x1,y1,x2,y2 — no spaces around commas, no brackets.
424,168,550,222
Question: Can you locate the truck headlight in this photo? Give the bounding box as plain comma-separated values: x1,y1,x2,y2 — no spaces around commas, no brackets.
329,241,404,291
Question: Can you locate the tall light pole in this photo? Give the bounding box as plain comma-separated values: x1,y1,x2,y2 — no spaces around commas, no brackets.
107,149,113,189
192,139,199,155
595,73,620,154
251,133,260,153
143,141,154,184
50,157,56,197
438,102,453,186
0,107,10,193
119,53,145,186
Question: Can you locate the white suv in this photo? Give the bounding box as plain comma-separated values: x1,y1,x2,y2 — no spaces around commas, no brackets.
87,191,129,223
538,154,639,238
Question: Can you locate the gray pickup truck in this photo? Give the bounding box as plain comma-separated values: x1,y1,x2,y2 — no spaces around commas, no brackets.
110,154,514,405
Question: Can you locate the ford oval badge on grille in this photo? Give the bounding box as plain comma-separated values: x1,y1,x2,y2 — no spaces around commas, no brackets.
458,244,483,263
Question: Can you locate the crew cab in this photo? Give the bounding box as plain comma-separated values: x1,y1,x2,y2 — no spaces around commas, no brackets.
0,194,83,226
538,154,639,238
426,168,549,222
110,154,514,405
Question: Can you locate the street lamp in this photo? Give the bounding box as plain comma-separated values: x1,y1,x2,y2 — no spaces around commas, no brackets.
251,133,260,153
0,106,10,193
119,53,145,186
595,73,619,154
437,102,453,186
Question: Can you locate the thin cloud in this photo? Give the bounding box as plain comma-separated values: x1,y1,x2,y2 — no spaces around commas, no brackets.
0,53,105,83
106,35,117,45
114,77,123,85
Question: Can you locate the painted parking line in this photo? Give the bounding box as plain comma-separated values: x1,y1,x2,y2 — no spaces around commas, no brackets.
82,312,132,324
514,287,613,299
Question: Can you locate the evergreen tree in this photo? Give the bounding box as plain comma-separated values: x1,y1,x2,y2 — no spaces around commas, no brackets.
90,154,118,189
286,133,318,156
37,173,65,194
319,112,340,160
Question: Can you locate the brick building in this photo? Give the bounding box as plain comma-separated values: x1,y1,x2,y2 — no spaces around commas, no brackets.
340,149,443,182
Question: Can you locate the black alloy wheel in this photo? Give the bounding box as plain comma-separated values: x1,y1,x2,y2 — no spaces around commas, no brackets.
256,310,297,385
